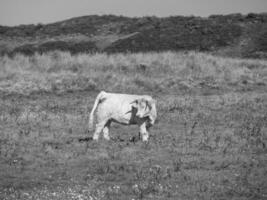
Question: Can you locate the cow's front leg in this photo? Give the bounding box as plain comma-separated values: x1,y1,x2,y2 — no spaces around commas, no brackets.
139,122,149,142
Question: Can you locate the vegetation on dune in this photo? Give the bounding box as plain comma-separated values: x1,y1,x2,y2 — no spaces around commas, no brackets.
10,41,98,56
1,13,267,58
0,51,267,95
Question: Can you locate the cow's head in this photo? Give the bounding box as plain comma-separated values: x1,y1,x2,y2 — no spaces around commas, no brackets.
131,98,157,123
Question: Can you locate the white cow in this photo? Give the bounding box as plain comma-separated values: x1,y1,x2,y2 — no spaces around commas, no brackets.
88,91,157,141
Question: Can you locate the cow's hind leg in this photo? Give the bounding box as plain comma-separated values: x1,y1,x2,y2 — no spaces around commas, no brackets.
103,120,111,140
93,120,107,141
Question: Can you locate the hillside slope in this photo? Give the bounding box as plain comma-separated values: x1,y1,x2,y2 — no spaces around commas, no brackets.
0,13,267,58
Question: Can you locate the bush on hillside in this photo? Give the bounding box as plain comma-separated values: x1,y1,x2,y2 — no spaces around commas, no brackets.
10,41,98,56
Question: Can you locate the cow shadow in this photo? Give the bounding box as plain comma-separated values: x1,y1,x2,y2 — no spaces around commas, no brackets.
78,136,93,142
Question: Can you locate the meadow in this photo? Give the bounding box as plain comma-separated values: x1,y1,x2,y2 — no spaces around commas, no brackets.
0,51,267,199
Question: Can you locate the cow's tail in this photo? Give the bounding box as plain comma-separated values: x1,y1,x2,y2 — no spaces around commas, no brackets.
88,91,106,131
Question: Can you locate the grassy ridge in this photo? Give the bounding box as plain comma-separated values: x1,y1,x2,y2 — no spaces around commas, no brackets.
1,14,267,58
0,51,266,95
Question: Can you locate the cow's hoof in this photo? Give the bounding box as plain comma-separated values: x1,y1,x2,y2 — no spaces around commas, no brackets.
142,137,149,142
143,140,149,144
104,137,110,141
92,136,99,141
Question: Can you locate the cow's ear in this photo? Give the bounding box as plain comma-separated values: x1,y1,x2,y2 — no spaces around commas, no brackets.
145,100,152,110
131,99,139,108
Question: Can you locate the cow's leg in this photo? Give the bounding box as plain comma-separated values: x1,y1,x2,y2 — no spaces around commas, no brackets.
103,120,111,140
93,121,107,141
139,122,149,141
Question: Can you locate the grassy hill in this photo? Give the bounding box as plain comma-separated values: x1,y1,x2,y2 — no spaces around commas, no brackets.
0,51,267,199
0,13,267,58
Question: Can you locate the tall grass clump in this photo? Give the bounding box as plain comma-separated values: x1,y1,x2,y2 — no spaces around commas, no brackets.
0,51,266,95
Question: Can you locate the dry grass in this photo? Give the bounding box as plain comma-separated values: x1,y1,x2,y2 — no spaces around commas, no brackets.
0,51,267,199
0,51,266,95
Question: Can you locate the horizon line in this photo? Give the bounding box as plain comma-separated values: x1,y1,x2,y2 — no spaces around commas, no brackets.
1,11,266,27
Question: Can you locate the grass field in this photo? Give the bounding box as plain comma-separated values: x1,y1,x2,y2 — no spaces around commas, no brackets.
0,51,267,199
